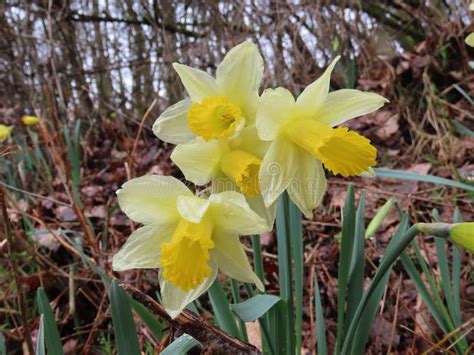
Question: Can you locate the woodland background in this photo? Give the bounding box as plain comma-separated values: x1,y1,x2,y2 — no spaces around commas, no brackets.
0,1,473,354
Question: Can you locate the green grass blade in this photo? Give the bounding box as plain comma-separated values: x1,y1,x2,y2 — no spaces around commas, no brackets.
161,334,201,355
36,315,46,355
251,235,265,284
350,215,409,354
346,190,366,324
231,295,281,322
207,279,241,338
335,184,355,354
131,300,164,340
373,168,474,191
230,279,248,342
400,251,449,332
0,331,6,355
314,273,327,355
251,235,271,352
36,288,64,355
110,280,140,355
289,198,303,355
275,193,295,354
342,222,420,354
451,120,474,137
452,208,462,325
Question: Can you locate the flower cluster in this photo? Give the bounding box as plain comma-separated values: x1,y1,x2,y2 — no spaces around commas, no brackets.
113,42,388,317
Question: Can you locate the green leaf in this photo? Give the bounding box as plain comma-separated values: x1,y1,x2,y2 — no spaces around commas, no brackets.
208,279,241,338
161,334,201,355
0,330,6,355
335,184,355,354
365,198,396,239
314,273,327,355
131,300,164,340
342,221,421,354
346,191,366,324
350,215,409,354
36,288,64,355
230,280,248,342
374,168,474,191
275,193,295,354
36,315,46,355
289,198,303,355
452,208,462,325
231,295,281,322
451,120,474,137
110,280,140,355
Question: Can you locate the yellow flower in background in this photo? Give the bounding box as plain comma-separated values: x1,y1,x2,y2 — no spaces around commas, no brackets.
22,115,39,126
467,1,474,47
449,223,474,253
466,33,474,47
152,42,275,227
256,57,388,217
0,124,13,142
112,175,268,318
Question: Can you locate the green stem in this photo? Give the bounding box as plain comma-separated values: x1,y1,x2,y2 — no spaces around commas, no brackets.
276,193,295,354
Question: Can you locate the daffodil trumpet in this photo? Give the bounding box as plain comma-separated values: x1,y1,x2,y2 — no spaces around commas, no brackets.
256,56,388,217
112,175,268,318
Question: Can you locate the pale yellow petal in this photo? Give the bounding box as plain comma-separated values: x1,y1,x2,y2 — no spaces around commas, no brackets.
296,56,340,114
153,98,195,144
117,175,192,225
246,194,276,231
210,231,264,291
256,87,295,141
231,125,270,159
160,264,218,319
112,223,175,271
216,42,264,120
259,136,297,207
208,191,269,235
286,149,327,218
316,89,388,127
176,195,211,224
173,63,219,103
466,33,474,47
171,139,228,185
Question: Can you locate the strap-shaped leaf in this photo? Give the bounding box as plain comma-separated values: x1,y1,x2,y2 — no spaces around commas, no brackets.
231,294,281,322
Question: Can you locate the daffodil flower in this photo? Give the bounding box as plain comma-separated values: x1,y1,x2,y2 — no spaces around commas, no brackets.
449,223,474,253
22,115,40,126
256,57,388,217
152,42,275,226
0,124,13,142
112,175,268,318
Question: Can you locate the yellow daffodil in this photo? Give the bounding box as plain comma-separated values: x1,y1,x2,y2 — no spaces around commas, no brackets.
152,42,275,226
256,57,388,217
112,175,268,318
0,124,13,142
22,115,40,126
449,223,474,253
